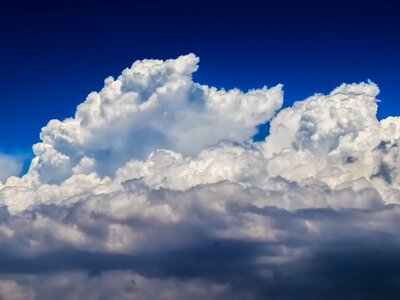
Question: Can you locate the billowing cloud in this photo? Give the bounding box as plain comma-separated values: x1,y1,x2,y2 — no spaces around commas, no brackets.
31,54,282,183
1,54,400,299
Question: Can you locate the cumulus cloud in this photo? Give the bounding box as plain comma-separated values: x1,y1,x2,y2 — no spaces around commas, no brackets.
0,54,400,299
0,154,23,183
31,54,282,183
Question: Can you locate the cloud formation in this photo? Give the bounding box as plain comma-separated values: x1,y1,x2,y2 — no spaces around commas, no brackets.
32,54,282,183
0,54,400,299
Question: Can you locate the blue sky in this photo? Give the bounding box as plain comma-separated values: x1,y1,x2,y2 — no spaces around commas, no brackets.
0,0,399,153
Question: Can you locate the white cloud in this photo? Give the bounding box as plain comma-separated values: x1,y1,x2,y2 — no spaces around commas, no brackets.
0,154,23,183
0,279,35,300
0,271,239,300
0,55,400,298
30,53,282,183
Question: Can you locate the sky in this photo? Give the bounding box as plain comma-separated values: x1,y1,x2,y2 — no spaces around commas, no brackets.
1,0,399,153
1,1,400,299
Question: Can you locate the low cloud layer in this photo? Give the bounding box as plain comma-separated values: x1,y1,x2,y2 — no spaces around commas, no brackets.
1,54,400,299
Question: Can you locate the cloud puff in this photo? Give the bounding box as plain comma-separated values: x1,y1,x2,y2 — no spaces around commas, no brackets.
1,55,400,299
31,54,282,183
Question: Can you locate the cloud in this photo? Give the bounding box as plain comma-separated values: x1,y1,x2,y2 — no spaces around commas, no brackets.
31,54,282,183
0,154,23,183
0,55,400,298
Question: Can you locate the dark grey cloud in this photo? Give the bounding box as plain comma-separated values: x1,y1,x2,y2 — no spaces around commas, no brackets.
0,198,400,299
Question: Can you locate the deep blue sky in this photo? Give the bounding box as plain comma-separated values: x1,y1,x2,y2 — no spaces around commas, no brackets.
1,0,399,154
